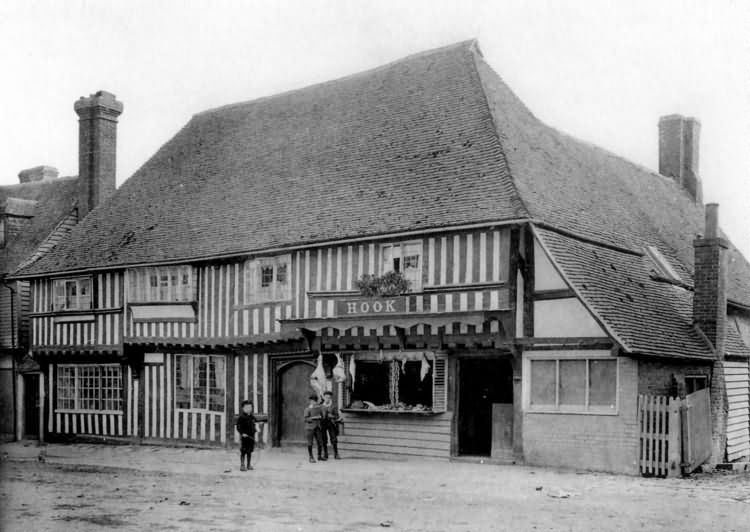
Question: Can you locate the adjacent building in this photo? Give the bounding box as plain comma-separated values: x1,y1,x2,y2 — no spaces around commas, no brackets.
0,91,123,441
9,41,750,473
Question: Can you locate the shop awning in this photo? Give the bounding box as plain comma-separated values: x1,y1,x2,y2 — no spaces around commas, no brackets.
279,310,509,335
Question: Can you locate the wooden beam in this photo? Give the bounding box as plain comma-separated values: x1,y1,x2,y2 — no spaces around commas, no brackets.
533,288,576,300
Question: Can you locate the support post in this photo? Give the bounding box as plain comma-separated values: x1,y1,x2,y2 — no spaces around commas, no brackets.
666,396,681,477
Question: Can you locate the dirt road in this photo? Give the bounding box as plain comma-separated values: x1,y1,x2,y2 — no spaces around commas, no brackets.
1,444,748,531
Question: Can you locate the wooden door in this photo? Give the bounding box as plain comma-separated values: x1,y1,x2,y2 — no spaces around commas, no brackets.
279,362,315,445
458,358,513,456
23,374,40,438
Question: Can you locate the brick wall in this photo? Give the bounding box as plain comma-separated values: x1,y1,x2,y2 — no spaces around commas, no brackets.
637,359,712,396
523,357,639,474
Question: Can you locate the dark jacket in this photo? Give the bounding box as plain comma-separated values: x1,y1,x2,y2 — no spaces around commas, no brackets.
304,404,323,428
236,413,256,438
321,403,341,424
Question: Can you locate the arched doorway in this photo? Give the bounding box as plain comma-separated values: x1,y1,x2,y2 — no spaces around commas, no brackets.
278,361,315,445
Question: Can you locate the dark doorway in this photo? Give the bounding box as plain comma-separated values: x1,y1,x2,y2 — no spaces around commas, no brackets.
458,358,513,456
278,362,315,445
23,374,40,439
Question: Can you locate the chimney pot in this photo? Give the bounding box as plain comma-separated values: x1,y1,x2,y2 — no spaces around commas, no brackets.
704,203,719,239
658,114,702,202
18,165,59,183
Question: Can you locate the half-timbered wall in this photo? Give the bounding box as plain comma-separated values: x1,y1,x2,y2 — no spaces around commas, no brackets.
31,273,123,350
138,352,270,446
126,228,512,343
142,355,227,444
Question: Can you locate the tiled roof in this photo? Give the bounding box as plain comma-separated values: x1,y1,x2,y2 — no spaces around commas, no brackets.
17,41,527,275
726,321,750,359
10,40,750,359
473,53,750,308
1,176,79,275
534,227,714,359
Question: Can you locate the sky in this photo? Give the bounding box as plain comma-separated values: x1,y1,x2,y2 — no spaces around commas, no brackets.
1,0,748,254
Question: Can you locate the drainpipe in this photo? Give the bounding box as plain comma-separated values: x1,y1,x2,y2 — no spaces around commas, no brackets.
2,275,18,440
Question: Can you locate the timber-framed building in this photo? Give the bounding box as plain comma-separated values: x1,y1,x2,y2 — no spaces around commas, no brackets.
11,41,750,473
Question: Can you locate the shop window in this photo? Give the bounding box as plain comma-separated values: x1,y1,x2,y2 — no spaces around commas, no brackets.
352,361,391,406
245,254,291,303
128,265,194,302
381,242,422,290
56,364,122,412
348,354,445,411
398,361,433,407
53,277,92,311
175,354,225,412
527,355,617,413
685,375,708,394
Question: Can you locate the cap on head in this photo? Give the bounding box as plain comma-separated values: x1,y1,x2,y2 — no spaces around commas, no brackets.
309,394,319,401
241,399,253,407
323,391,333,397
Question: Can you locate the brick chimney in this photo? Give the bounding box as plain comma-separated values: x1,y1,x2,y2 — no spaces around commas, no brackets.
74,91,123,217
18,165,59,183
693,203,728,351
693,204,731,465
658,114,702,202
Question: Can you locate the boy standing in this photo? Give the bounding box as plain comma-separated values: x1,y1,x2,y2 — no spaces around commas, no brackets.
303,394,324,463
321,391,341,460
236,400,256,471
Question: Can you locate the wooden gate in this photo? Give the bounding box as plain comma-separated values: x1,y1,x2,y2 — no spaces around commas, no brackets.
638,390,713,477
637,394,680,477
681,388,712,473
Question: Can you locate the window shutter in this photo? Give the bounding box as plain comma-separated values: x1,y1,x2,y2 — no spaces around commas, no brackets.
53,280,65,311
497,229,510,282
245,260,257,304
432,355,448,412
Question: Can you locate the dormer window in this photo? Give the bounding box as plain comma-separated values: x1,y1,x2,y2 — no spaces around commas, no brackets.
644,246,680,282
53,277,92,311
380,241,422,290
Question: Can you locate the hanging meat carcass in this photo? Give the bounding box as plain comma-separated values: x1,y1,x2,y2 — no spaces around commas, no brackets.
310,353,326,400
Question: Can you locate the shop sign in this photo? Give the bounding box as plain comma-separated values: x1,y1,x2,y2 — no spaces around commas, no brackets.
335,297,406,317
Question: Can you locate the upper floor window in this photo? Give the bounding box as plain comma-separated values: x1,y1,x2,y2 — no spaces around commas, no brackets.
245,254,291,303
381,242,422,290
128,265,194,303
53,277,92,311
0,216,5,248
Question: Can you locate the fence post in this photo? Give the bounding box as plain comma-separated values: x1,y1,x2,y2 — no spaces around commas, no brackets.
666,396,681,477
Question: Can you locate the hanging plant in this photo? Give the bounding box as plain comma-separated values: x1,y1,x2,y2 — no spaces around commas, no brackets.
355,271,411,297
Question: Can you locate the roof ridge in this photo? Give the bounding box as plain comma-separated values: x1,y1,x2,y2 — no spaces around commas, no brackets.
533,222,644,256
193,39,479,119
0,175,78,192
469,46,532,220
